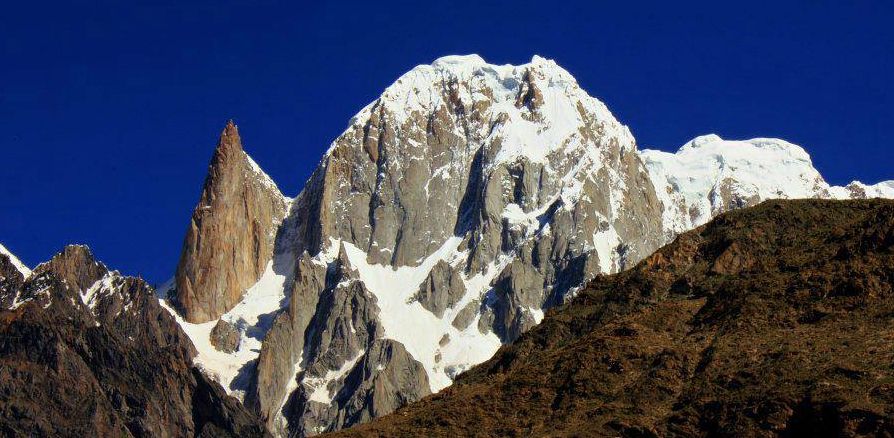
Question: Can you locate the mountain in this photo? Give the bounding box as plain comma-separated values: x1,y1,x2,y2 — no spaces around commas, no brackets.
0,244,269,437
328,199,894,437
157,55,893,436
642,134,894,238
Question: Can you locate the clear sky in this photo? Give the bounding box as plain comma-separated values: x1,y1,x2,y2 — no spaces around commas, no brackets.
2,1,892,283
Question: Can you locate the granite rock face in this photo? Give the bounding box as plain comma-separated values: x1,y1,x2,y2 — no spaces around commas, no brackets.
174,121,289,323
246,246,431,436
246,252,325,426
288,338,430,436
0,245,269,437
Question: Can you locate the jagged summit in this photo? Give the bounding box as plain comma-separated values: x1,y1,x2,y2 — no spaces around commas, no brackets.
341,53,608,167
33,244,109,293
218,120,241,154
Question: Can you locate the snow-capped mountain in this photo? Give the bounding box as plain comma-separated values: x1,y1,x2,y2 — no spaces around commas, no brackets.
641,134,894,238
157,55,893,437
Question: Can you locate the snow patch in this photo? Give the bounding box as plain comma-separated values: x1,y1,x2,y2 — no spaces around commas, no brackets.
592,223,621,273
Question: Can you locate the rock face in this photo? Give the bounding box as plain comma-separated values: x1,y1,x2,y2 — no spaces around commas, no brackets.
249,247,431,436
330,199,894,437
0,245,269,437
162,56,894,437
287,339,431,436
0,244,28,309
174,120,289,323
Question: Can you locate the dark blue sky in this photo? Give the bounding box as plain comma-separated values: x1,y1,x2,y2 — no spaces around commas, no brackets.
2,1,892,283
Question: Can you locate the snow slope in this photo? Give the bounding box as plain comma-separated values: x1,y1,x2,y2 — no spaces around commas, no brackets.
829,180,894,199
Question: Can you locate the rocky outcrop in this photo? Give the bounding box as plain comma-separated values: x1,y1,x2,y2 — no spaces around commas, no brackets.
246,242,438,437
0,248,26,309
0,245,269,437
413,260,464,318
32,244,107,292
210,319,241,353
331,199,894,437
175,121,289,323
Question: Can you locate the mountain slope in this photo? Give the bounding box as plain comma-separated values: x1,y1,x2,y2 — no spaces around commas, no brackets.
329,199,894,437
0,245,269,437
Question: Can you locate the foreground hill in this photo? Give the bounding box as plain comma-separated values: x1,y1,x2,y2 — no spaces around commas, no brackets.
330,199,894,437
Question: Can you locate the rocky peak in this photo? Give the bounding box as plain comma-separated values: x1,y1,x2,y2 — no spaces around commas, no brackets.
227,54,666,436
299,54,658,269
174,121,289,323
33,244,108,292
